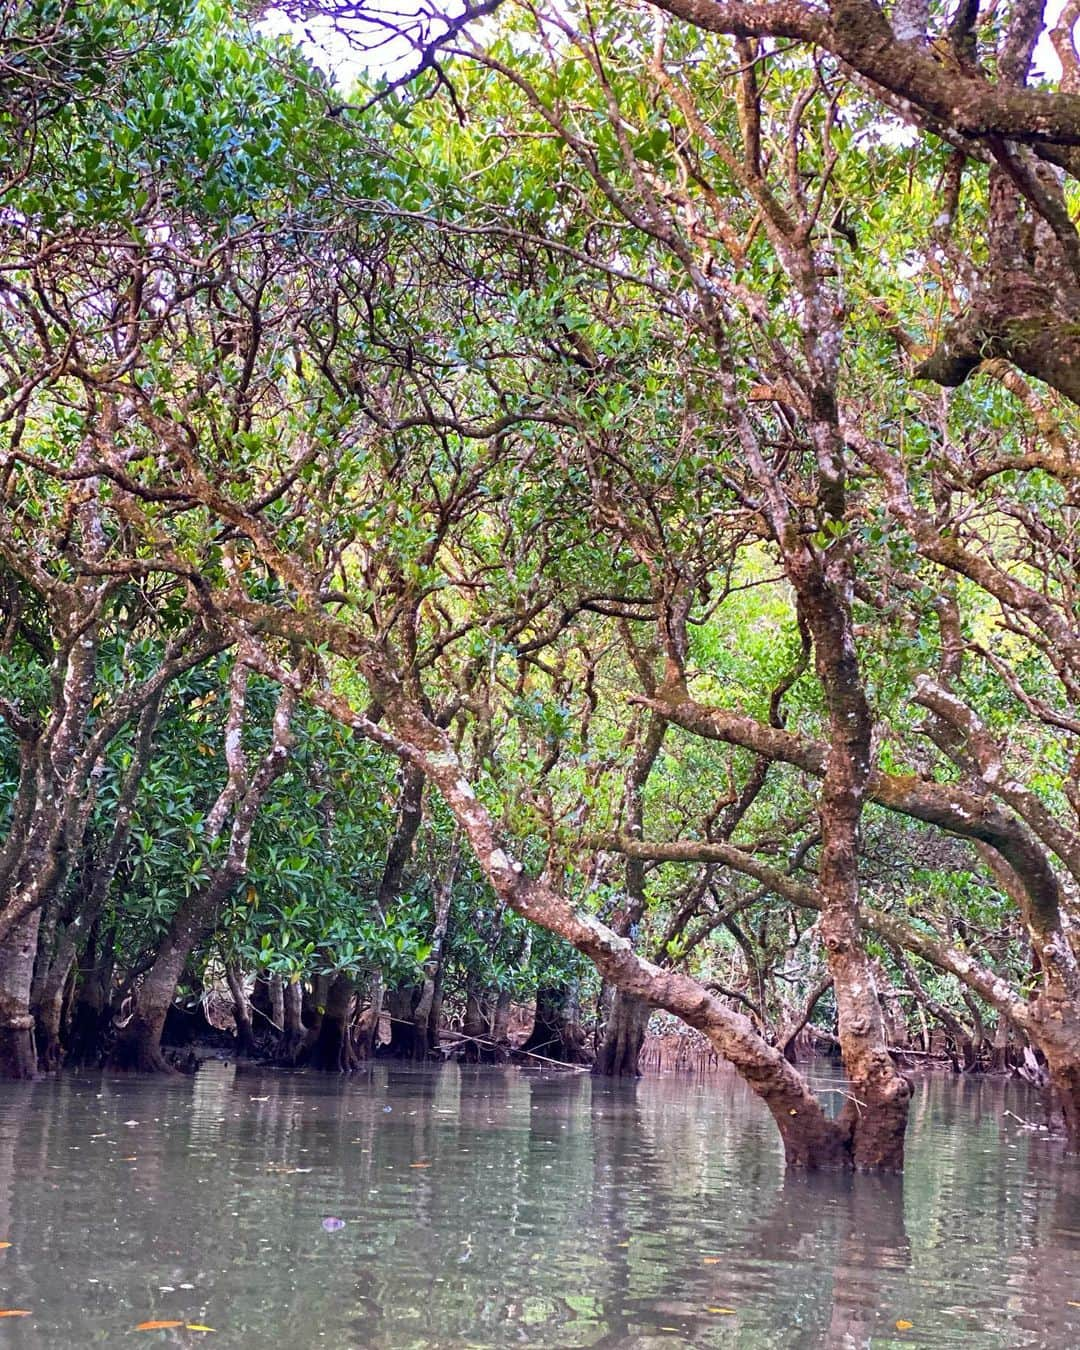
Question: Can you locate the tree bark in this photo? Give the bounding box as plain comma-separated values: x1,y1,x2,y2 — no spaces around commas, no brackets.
593,988,651,1076
280,978,305,1060
34,930,77,1072
491,987,512,1048
353,971,382,1059
301,972,360,1071
385,983,428,1059
65,920,113,1066
110,929,193,1073
0,911,40,1078
226,963,257,1057
522,985,592,1064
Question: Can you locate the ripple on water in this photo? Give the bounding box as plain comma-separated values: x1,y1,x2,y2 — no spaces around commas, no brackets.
0,1064,1075,1346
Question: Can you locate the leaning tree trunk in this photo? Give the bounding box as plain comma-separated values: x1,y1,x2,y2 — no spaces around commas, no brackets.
109,870,239,1073
110,927,199,1073
347,643,855,1166
593,989,650,1077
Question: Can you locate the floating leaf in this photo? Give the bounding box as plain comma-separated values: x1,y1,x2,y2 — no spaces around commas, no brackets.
895,1320,914,1331
135,1320,184,1331
0,1310,30,1318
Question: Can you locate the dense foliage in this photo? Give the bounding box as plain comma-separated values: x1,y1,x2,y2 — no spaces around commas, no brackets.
2,0,1080,1169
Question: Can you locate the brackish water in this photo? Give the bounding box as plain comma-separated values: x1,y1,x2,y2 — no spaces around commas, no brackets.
0,1064,1076,1347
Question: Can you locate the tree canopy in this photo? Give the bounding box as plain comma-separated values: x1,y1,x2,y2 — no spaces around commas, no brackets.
1,0,1079,1170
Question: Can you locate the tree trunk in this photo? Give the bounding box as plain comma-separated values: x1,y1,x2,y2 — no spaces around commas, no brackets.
280,978,305,1061
777,976,830,1065
792,547,912,1170
409,836,458,1058
522,985,591,1065
491,987,512,1049
385,983,428,1059
1047,1057,1080,1150
0,910,40,1079
268,974,285,1033
874,960,909,1049
302,972,359,1071
1030,987,1080,1150
109,932,191,1073
34,931,77,1072
226,963,257,1057
353,971,382,1059
65,921,113,1066
593,988,650,1077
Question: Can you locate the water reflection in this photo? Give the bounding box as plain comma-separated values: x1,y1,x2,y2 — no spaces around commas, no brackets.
0,1065,1074,1345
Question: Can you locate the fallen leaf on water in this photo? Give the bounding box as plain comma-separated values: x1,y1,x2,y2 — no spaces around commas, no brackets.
0,1311,30,1318
707,1308,737,1315
895,1320,914,1331
703,1257,721,1265
135,1320,184,1331
186,1325,216,1333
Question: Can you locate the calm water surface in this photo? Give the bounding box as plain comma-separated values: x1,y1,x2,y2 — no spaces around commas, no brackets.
0,1063,1076,1347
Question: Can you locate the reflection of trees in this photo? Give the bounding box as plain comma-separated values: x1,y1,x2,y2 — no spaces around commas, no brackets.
0,1081,34,1318
582,1080,910,1350
750,1173,910,1348
0,1069,1075,1345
